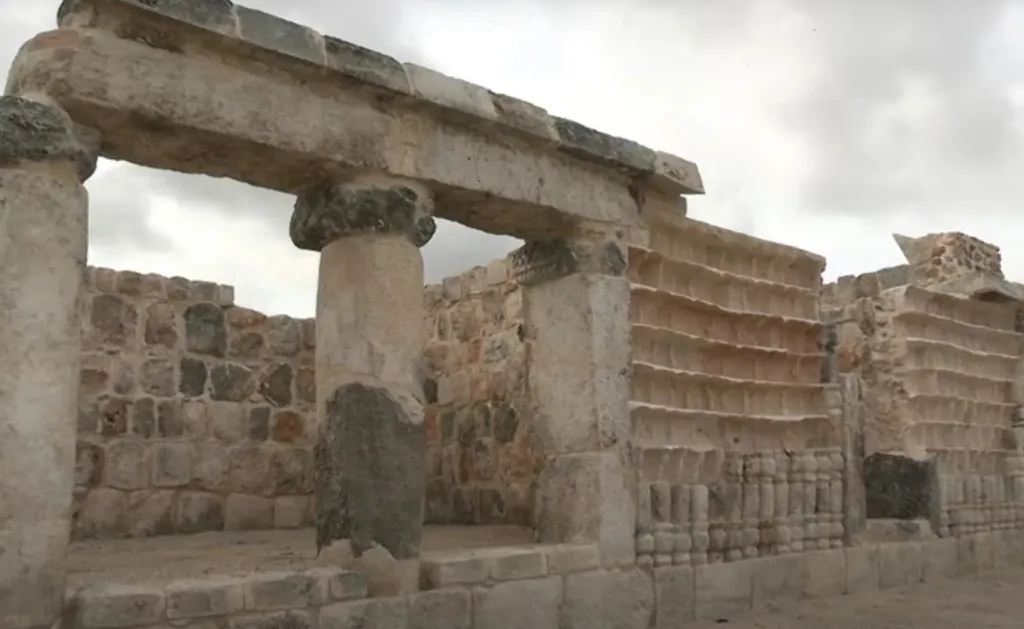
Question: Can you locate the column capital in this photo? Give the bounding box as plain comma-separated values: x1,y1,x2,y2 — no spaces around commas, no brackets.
0,95,98,182
510,228,626,286
290,180,436,251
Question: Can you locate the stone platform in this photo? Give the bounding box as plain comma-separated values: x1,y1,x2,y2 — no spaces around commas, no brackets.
64,526,1024,628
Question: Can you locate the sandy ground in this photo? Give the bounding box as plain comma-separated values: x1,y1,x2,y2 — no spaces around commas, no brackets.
66,525,535,586
690,568,1024,629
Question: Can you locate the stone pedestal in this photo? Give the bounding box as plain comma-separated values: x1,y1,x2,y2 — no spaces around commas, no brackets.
291,178,435,560
512,230,637,566
0,96,96,629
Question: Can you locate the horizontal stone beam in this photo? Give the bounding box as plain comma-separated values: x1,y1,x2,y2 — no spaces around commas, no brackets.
9,0,703,238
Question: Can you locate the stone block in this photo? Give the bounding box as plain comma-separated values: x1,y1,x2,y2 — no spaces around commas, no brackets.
654,565,695,627
694,561,752,621
104,439,150,490
211,362,255,402
322,570,368,601
126,489,175,537
274,495,312,529
185,303,227,357
152,442,193,487
229,610,315,629
225,494,275,531
405,63,497,122
801,549,846,599
648,151,705,195
324,36,411,93
561,568,653,629
71,583,165,628
751,553,803,612
956,534,991,575
878,542,922,589
319,598,409,629
193,443,229,492
490,549,547,581
228,444,272,495
545,544,600,574
236,6,326,65
863,453,936,519
553,117,655,173
180,356,208,397
420,556,489,588
489,92,558,142
354,548,420,598
176,491,225,534
243,572,326,611
166,578,245,619
75,487,127,539
409,589,471,629
921,537,958,582
472,576,561,629
845,544,879,594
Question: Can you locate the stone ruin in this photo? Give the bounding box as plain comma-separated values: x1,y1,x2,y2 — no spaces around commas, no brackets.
1,2,1024,629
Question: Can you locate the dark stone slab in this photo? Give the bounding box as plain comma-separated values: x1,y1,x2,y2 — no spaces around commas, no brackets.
324,36,410,93
553,117,656,174
490,92,557,141
291,183,435,251
510,237,626,286
863,452,937,520
236,6,325,65
179,357,208,397
184,303,227,357
0,96,96,181
315,382,425,559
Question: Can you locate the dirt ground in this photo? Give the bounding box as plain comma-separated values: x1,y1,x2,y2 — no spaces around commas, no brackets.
690,567,1024,629
66,525,535,587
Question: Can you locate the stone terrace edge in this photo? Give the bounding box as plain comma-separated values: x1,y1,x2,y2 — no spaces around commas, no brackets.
55,0,703,197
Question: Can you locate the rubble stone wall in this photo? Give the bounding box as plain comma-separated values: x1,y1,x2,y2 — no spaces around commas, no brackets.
626,206,843,565
421,258,540,527
73,267,317,540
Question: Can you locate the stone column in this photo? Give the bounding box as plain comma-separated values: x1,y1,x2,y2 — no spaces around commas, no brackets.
513,228,637,566
290,178,435,560
0,95,96,629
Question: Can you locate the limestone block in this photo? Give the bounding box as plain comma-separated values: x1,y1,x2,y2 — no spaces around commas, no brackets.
126,489,175,537
472,576,562,629
844,545,879,594
694,561,752,621
877,542,923,589
235,6,326,66
0,95,97,179
242,572,327,611
165,578,245,620
75,487,127,539
561,568,654,629
175,491,225,534
489,549,547,581
408,589,471,629
229,610,315,629
225,494,274,531
920,538,958,582
103,439,150,490
274,495,312,529
545,544,601,575
406,63,497,122
654,565,695,626
151,442,192,488
319,598,408,629
323,36,411,93
801,549,846,599
352,547,419,598
421,556,489,588
489,92,558,142
750,553,803,612
70,583,165,628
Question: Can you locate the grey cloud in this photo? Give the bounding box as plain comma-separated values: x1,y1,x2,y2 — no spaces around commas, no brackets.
780,0,1024,217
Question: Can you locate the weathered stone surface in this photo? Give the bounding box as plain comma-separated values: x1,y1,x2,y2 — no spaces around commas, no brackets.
176,491,225,533
166,578,245,619
211,362,254,402
70,583,165,628
562,568,654,629
319,598,408,629
864,453,936,520
406,64,497,121
291,182,436,251
236,6,325,65
472,576,561,629
654,565,695,626
180,357,208,397
225,494,274,530
0,95,96,180
243,572,324,611
695,561,752,621
315,382,425,559
409,589,471,629
553,117,654,173
140,357,175,397
324,36,410,93
510,237,626,286
185,303,227,357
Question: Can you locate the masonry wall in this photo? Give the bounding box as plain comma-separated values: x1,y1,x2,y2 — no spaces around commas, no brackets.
73,267,317,540
627,206,844,565
825,269,1024,538
422,258,539,526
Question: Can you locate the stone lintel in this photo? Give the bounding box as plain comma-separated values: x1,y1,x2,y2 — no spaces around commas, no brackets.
291,181,435,251
9,23,699,237
510,234,627,287
0,95,97,181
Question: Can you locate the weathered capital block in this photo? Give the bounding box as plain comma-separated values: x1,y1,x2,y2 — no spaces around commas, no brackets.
510,234,626,286
290,181,436,251
0,95,98,181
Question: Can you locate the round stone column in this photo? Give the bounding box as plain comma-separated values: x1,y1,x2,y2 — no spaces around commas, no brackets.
291,178,435,560
0,95,96,629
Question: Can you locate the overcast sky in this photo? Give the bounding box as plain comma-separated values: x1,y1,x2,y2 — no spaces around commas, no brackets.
3,0,1023,317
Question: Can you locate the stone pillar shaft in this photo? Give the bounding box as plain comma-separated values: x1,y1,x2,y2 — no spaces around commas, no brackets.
291,178,434,560
0,95,95,629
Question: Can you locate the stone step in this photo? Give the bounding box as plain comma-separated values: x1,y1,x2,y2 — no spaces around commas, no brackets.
901,367,1010,403
631,323,824,384
893,309,1020,357
629,400,831,453
903,337,1018,380
636,215,824,291
630,284,822,354
628,246,818,320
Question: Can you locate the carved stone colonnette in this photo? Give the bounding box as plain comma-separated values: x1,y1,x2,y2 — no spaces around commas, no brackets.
0,1,704,627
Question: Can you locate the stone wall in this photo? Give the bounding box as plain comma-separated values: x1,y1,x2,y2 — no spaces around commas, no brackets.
824,232,1024,541
626,204,843,566
422,258,539,526
74,267,317,539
